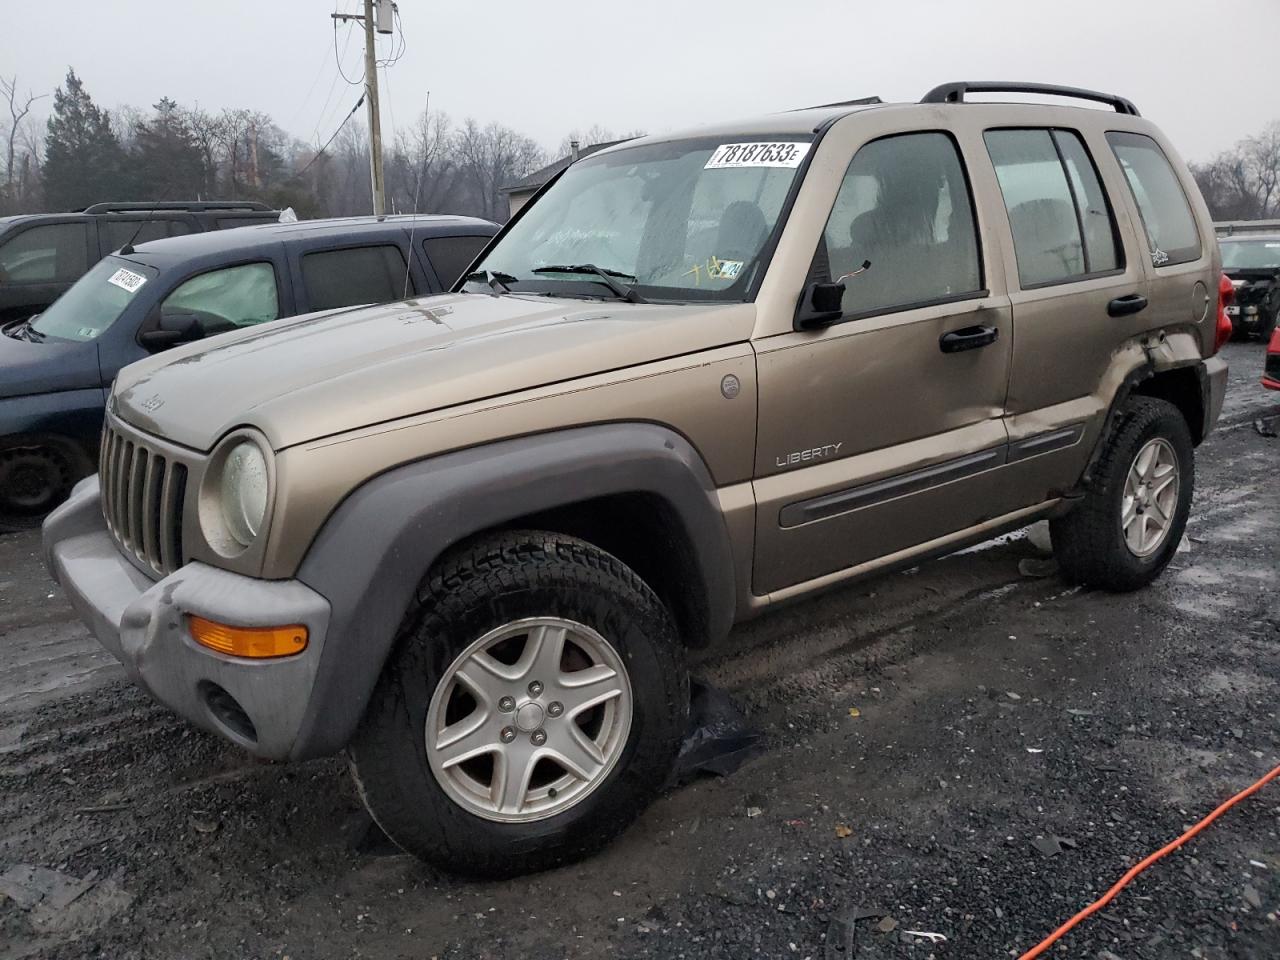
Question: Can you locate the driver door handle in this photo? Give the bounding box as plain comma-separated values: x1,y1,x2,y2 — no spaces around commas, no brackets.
939,325,999,353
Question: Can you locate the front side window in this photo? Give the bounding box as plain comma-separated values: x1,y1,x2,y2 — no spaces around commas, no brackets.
30,256,158,342
817,131,982,317
161,262,279,335
466,135,814,302
301,244,411,311
1222,239,1280,270
986,129,1120,287
1106,131,1201,267
0,223,89,284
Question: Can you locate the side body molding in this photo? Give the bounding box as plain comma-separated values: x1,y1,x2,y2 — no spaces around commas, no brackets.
290,423,736,760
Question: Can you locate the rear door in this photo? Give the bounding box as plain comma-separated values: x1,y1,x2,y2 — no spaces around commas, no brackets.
751,123,1014,595
1103,130,1217,349
0,220,95,321
983,125,1147,489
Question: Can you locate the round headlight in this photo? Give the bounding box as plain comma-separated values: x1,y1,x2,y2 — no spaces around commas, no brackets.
220,441,269,547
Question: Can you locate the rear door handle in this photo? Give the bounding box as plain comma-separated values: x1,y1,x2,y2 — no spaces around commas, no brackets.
939,325,999,353
1107,294,1148,317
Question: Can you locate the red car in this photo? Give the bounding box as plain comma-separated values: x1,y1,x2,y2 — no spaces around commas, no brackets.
1265,326,1280,390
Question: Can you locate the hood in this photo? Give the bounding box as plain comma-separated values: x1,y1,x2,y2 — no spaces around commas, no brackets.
113,293,756,451
0,321,101,400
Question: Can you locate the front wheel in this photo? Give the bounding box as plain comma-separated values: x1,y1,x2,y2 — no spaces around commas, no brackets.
1051,396,1194,591
0,438,91,532
349,531,688,878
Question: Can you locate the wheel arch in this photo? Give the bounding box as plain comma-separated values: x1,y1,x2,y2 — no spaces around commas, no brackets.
290,423,736,760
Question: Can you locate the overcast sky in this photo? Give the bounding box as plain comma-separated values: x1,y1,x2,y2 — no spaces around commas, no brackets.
3,0,1275,162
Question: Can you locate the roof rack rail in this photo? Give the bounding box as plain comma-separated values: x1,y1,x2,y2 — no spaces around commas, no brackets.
802,95,883,110
921,82,1140,116
79,201,274,214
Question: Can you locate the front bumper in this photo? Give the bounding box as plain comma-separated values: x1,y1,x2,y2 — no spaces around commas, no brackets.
43,476,332,760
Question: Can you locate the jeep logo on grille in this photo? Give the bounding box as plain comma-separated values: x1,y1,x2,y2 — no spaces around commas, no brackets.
139,394,164,412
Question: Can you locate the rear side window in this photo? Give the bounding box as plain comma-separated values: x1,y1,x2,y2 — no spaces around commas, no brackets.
101,218,189,252
162,262,279,334
1106,131,1201,267
818,131,982,317
985,129,1120,287
424,235,490,288
301,244,411,311
215,216,274,230
0,223,89,283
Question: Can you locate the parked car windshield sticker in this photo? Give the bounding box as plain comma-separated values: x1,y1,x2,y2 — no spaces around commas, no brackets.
704,142,810,169
710,258,743,279
107,267,148,293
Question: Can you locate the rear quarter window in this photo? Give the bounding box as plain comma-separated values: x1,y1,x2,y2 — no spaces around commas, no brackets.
423,235,490,288
1105,132,1201,267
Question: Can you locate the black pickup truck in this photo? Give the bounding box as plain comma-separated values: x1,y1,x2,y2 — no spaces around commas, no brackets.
1221,233,1280,340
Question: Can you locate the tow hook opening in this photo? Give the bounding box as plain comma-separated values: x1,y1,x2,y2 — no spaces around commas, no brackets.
199,680,258,745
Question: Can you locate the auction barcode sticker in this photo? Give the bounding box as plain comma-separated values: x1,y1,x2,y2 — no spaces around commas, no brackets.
107,268,147,293
705,142,811,169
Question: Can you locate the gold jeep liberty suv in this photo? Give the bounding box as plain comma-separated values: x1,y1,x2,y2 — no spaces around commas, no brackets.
45,81,1231,877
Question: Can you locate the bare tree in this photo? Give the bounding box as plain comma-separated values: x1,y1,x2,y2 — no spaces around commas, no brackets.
387,110,459,214
455,119,544,222
1,75,46,210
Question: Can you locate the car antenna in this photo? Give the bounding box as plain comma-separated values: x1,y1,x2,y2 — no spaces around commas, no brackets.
119,200,162,255
402,91,429,299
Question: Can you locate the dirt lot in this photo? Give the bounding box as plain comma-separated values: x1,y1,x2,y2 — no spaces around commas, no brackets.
2,341,1278,960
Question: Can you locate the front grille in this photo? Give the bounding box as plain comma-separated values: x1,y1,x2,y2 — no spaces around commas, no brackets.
100,419,188,577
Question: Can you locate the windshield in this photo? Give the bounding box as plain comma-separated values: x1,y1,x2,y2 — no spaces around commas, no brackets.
466,135,814,302
31,256,157,342
1222,239,1280,270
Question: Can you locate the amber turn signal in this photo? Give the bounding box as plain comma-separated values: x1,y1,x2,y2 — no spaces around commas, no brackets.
187,615,308,659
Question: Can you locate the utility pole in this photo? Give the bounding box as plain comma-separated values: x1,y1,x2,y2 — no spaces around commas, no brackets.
332,1,391,216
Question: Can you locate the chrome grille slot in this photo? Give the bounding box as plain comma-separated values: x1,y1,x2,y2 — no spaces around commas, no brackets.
99,418,188,578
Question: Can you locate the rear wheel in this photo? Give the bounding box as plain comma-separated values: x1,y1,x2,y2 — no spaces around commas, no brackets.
1051,396,1194,591
349,530,687,878
0,439,90,532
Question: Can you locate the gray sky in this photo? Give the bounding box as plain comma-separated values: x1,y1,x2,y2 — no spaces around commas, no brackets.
3,0,1276,162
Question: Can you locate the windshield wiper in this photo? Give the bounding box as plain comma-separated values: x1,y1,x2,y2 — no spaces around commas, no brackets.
531,264,648,303
462,269,518,295
14,317,45,342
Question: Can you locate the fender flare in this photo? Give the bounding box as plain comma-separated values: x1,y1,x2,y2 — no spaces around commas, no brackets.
289,422,736,760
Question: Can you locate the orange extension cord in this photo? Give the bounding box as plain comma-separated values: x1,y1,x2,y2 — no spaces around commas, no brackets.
1018,761,1280,959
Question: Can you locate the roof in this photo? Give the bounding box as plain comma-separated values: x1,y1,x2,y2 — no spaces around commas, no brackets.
125,214,497,262
501,140,633,194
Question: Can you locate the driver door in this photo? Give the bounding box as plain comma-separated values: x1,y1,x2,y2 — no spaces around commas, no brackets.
751,128,1014,595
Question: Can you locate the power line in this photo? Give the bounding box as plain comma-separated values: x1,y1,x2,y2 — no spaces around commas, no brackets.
333,17,364,86
297,94,365,177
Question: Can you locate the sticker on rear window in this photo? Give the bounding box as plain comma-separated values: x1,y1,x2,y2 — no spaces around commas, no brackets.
705,142,810,169
107,268,147,293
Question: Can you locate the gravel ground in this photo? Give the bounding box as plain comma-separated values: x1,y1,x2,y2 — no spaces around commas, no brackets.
1,341,1278,960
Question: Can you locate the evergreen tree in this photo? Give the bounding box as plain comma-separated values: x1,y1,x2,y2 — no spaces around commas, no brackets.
131,97,204,198
42,69,126,210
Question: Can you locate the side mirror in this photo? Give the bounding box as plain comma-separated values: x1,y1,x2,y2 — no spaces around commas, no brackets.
794,281,846,330
139,311,204,350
